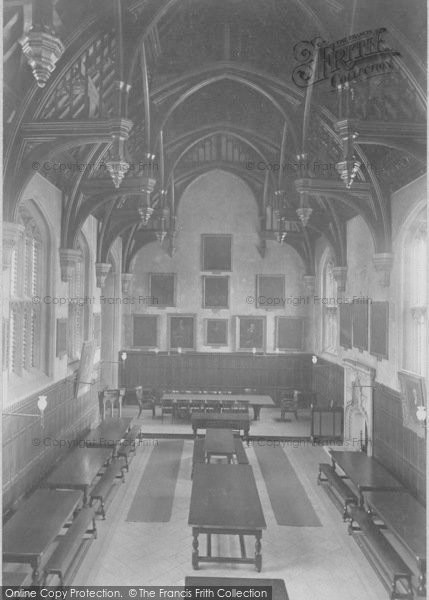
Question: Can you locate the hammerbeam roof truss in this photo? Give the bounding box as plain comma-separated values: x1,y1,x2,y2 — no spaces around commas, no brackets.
3,0,427,271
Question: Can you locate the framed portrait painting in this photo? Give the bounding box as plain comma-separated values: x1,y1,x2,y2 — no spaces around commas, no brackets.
205,319,228,346
398,370,427,438
236,316,265,352
132,315,159,348
202,276,229,309
149,273,176,307
168,315,195,350
201,234,232,271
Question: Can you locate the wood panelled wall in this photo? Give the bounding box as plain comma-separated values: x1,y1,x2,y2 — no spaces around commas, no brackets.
2,377,99,512
373,383,426,504
121,352,313,399
311,358,344,407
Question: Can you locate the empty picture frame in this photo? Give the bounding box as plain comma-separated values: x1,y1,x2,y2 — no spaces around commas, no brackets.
369,301,389,359
202,275,229,308
205,319,229,346
56,318,68,357
168,315,195,350
236,316,265,351
256,275,285,309
275,316,304,350
133,315,159,348
149,273,176,307
201,234,232,271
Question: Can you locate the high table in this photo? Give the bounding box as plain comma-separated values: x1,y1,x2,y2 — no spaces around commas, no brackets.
44,446,112,504
191,412,251,439
3,489,83,583
365,491,426,596
329,450,404,505
189,464,266,571
205,429,235,463
161,392,274,420
83,417,132,449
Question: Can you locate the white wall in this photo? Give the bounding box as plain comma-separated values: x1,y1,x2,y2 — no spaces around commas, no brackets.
313,174,427,392
125,170,308,352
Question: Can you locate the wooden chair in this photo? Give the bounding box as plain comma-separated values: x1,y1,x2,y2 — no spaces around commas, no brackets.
280,389,299,421
136,386,156,418
204,399,221,413
175,399,190,420
161,398,174,422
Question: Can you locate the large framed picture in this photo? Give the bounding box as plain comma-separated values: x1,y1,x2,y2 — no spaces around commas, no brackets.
201,234,232,271
133,315,159,348
205,319,229,346
149,273,176,307
236,316,265,351
56,318,68,357
369,301,389,359
398,370,427,438
275,316,304,350
256,275,285,309
168,315,195,350
202,276,229,309
352,300,369,351
339,302,353,349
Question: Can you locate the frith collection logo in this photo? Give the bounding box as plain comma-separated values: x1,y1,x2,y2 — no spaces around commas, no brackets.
292,28,400,89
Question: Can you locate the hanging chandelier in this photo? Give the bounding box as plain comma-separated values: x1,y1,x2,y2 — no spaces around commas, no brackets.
270,190,301,243
20,27,64,88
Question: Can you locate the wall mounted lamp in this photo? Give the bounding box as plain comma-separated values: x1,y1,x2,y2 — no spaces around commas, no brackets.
3,395,48,428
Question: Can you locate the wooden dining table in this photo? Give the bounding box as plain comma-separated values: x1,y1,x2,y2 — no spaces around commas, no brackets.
44,446,112,504
205,428,235,463
189,464,266,571
365,490,426,596
3,488,83,583
83,417,132,449
162,392,275,420
329,450,404,504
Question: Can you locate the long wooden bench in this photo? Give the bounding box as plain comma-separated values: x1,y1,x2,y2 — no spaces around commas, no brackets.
191,438,205,478
234,437,249,464
348,505,414,600
90,460,125,519
117,425,140,471
317,463,357,521
43,507,97,586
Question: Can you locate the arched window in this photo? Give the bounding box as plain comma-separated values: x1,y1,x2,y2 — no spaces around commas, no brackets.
403,210,427,376
322,256,338,354
68,235,89,361
8,205,46,376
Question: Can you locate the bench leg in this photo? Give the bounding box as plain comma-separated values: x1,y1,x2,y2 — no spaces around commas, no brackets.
255,534,262,572
192,530,199,569
239,535,246,558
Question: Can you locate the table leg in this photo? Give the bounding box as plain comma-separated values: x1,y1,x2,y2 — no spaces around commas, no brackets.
192,529,199,569
192,426,197,438
83,485,89,506
254,533,262,572
253,406,260,420
207,534,211,557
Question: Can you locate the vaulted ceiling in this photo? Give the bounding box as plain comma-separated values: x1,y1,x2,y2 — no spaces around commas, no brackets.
3,0,427,275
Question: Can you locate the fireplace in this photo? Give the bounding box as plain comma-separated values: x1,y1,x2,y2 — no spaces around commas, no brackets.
343,359,376,455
